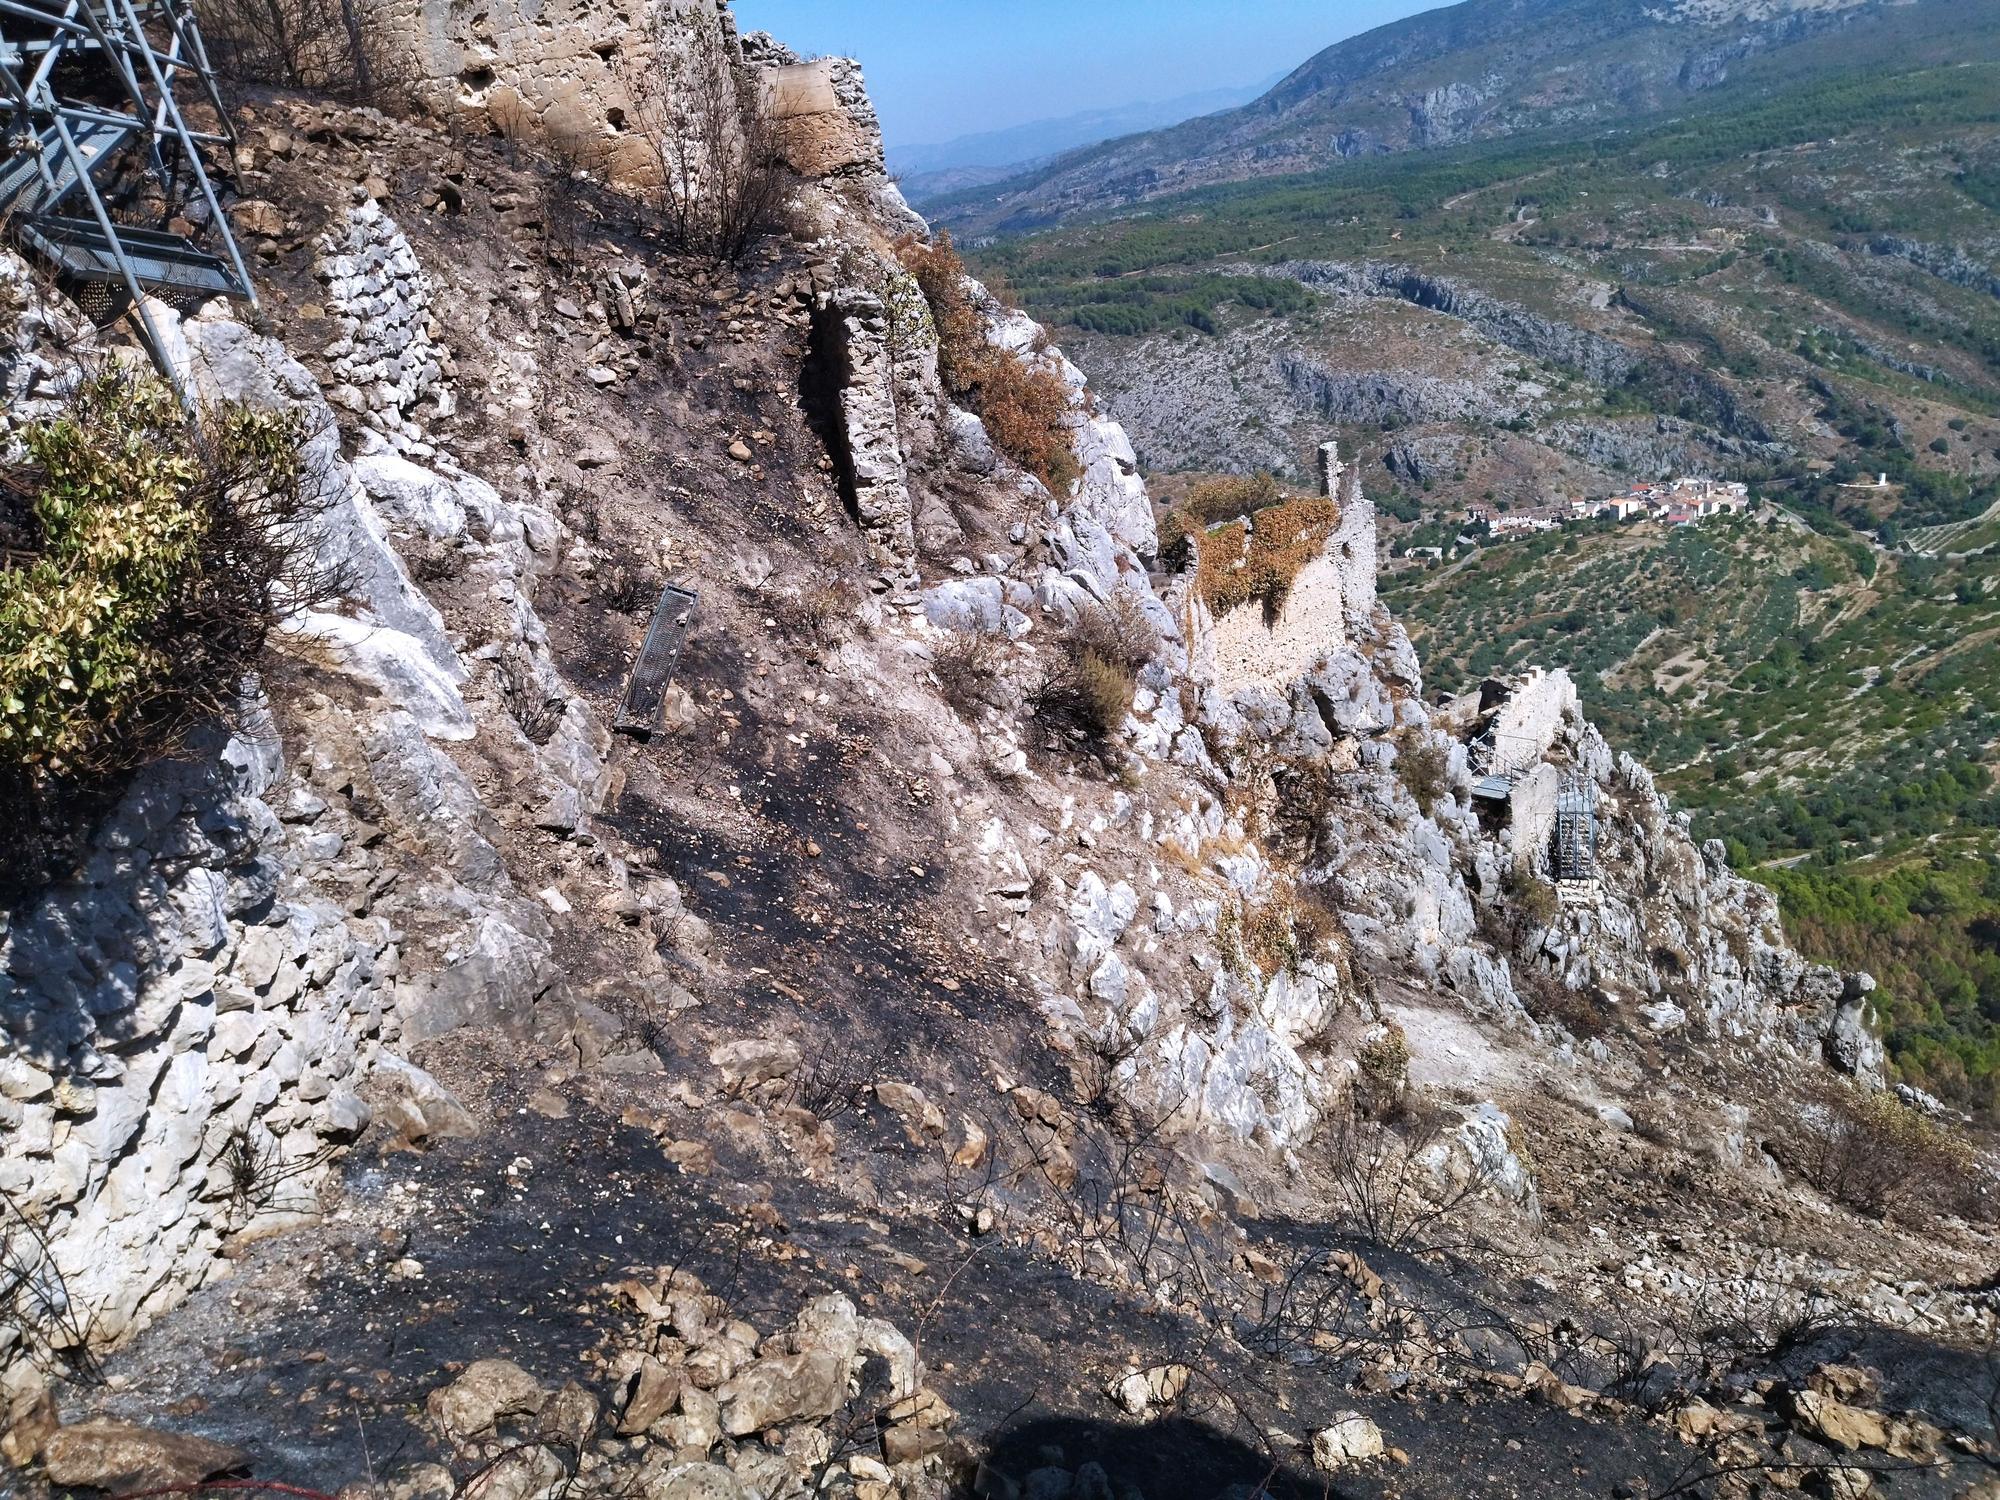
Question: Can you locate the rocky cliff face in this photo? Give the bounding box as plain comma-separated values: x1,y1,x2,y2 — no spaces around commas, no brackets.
1,9,1992,1498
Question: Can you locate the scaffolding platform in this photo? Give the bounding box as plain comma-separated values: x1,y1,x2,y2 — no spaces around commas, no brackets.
1554,774,1599,883
1468,731,1540,802
0,0,258,391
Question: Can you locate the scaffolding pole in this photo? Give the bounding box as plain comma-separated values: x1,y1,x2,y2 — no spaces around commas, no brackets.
0,0,254,396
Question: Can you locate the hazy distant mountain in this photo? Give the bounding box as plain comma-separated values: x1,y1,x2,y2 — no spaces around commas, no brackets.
933,0,1984,234
889,80,1274,205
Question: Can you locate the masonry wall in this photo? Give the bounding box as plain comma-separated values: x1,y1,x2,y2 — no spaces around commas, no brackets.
1207,551,1350,692
1491,668,1579,762
374,0,730,184
0,230,622,1423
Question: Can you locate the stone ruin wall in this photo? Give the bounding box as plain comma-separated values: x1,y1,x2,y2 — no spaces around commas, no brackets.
0,248,626,1422
1491,668,1579,763
1203,440,1382,697
371,0,883,188
754,52,887,180
371,0,727,184
1207,550,1351,692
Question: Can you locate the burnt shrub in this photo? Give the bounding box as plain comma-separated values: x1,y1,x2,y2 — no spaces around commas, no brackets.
771,575,859,649
1269,758,1339,861
197,0,410,105
618,5,787,263
1778,1087,1985,1228
0,373,335,892
601,563,660,615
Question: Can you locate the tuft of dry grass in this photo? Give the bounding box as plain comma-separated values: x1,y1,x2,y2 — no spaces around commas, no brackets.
1028,599,1156,745
934,630,1003,718
1029,649,1134,743
773,575,860,649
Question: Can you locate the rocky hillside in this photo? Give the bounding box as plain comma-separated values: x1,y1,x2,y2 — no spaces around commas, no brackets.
964,33,2000,1113
0,5,1996,1500
931,0,1996,237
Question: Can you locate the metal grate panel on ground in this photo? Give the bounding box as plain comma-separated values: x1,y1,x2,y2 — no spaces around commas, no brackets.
616,583,699,740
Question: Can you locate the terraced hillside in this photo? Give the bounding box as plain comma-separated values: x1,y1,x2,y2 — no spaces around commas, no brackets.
971,62,2000,526
1387,516,2000,1106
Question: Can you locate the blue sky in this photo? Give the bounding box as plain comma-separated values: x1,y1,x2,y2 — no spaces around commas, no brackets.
734,0,1441,149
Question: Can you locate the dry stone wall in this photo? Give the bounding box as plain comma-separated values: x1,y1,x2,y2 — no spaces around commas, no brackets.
314,195,449,452
0,707,389,1409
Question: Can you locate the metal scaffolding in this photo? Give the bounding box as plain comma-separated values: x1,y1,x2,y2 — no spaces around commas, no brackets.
1554,773,1599,883
0,0,256,393
1468,730,1540,803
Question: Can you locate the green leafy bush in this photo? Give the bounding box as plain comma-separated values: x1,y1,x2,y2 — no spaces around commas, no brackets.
0,373,330,883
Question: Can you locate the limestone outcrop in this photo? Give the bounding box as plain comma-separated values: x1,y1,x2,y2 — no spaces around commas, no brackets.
0,232,656,1415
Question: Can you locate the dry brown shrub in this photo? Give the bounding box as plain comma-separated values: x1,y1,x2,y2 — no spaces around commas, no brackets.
1030,649,1134,743
1516,966,1610,1040
1179,471,1282,528
1777,1087,1984,1228
971,355,1079,497
1395,739,1450,816
1353,1024,1412,1120
1177,497,1339,616
896,232,1079,495
1239,893,1299,978
1292,886,1342,957
197,0,411,105
1068,591,1160,673
933,630,1001,718
895,231,986,390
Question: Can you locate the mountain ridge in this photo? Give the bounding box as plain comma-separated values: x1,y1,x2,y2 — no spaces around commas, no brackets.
888,76,1275,195
933,0,1991,237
